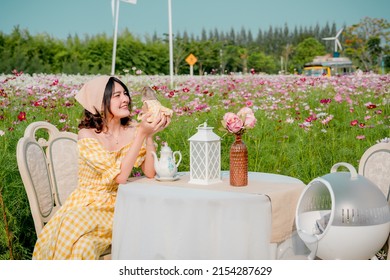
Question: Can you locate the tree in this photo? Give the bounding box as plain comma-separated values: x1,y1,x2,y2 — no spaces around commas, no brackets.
343,17,390,72
290,37,326,72
238,47,248,73
229,45,244,73
248,51,277,74
84,33,112,74
5,20,388,75
201,28,207,41
172,36,188,75
367,37,382,66
282,44,294,73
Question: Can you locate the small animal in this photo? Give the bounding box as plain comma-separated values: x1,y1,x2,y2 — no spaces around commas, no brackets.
138,86,173,122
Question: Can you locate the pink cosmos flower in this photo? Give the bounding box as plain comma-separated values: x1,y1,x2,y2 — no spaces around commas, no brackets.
320,98,331,104
356,135,366,140
305,114,317,122
245,100,254,107
334,94,343,102
321,115,334,125
17,111,26,121
350,120,358,126
365,102,377,109
51,79,59,86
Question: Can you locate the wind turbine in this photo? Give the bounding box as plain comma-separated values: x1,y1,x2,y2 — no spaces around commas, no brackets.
322,28,343,54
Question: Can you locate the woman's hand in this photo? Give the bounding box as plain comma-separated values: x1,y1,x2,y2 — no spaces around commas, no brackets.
139,112,170,136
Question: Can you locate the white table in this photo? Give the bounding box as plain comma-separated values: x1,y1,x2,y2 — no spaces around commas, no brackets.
112,171,306,260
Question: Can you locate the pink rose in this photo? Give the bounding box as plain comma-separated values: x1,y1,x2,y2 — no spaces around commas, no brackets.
237,107,256,129
222,112,243,134
243,113,257,128
237,107,253,116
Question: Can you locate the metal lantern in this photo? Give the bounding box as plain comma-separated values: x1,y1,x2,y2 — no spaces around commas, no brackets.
188,122,222,185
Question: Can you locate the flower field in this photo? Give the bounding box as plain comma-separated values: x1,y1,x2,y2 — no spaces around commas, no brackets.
0,72,389,259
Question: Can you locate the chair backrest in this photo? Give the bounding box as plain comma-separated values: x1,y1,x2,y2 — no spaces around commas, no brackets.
358,142,390,201
16,121,78,235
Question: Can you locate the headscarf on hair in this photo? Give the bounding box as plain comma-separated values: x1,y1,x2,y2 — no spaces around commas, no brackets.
75,76,111,114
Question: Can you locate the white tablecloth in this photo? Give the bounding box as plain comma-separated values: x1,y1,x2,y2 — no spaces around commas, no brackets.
112,172,305,260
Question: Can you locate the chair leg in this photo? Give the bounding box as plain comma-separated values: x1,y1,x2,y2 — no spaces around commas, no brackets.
99,245,112,260
99,254,111,260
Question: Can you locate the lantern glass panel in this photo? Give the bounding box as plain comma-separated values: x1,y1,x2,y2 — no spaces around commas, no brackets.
188,124,222,185
208,142,220,179
190,141,206,180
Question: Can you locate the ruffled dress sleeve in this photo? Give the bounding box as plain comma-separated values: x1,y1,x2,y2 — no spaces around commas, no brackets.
78,139,122,184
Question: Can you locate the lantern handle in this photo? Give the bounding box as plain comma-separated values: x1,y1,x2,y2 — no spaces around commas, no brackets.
330,162,358,180
197,121,208,128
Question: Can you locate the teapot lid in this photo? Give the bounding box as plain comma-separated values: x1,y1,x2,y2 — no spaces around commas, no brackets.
160,142,172,153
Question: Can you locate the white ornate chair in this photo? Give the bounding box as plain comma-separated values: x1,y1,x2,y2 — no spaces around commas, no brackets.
16,121,110,259
358,142,390,259
358,142,390,202
17,121,78,234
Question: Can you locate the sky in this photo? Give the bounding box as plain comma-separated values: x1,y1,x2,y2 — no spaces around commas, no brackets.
1,0,390,40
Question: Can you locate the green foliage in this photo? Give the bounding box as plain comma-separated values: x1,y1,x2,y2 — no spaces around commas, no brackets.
344,17,390,72
248,51,278,74
4,18,388,75
0,131,36,259
290,37,326,72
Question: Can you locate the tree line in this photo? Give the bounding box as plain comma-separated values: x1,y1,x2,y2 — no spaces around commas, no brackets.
0,17,389,75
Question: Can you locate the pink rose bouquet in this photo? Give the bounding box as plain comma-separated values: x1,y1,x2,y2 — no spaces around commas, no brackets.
221,107,257,135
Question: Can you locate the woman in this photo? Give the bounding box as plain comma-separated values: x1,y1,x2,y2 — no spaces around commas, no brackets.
33,76,169,259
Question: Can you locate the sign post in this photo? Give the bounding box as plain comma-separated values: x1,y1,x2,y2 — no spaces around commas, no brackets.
168,0,173,88
185,54,197,76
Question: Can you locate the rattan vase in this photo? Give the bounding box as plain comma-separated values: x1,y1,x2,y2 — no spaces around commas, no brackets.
229,134,248,187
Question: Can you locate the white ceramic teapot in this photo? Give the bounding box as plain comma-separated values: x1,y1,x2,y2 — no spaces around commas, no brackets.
151,143,182,178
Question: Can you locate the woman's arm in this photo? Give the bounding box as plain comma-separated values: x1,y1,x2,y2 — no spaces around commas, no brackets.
115,113,168,184
141,136,157,178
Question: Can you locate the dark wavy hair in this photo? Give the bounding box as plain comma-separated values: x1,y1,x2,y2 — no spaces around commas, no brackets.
78,77,132,133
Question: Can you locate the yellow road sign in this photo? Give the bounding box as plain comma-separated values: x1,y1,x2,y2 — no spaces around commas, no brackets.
185,54,197,66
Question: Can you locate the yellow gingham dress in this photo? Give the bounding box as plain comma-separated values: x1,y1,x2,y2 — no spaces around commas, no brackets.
32,136,146,260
